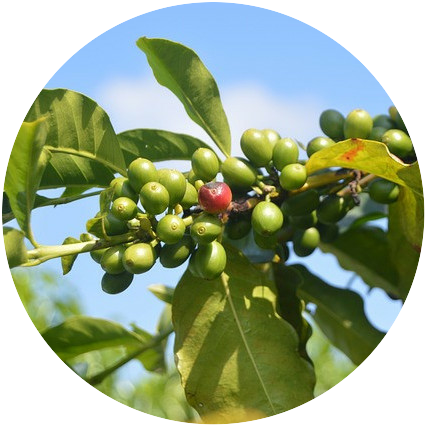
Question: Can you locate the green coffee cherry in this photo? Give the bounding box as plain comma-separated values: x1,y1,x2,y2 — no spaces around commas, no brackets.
221,157,257,191
368,179,400,204
159,235,195,268
90,247,109,264
319,109,345,140
292,227,320,257
191,148,220,182
100,245,126,275
279,163,307,191
180,182,199,210
394,108,409,134
290,211,318,229
190,213,223,244
272,138,299,170
193,241,227,280
373,114,395,131
101,272,134,295
111,197,138,221
306,137,336,157
317,195,349,224
109,177,138,203
253,231,279,250
262,129,281,148
369,126,388,142
240,128,273,167
343,109,373,139
127,158,158,193
187,169,198,186
381,129,413,158
280,189,320,217
156,214,186,244
140,182,170,215
122,243,157,274
158,169,187,206
225,217,251,240
251,201,284,236
104,212,128,236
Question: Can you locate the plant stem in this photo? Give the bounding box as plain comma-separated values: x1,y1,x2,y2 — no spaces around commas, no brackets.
337,173,376,197
292,170,354,195
24,232,138,266
86,325,174,386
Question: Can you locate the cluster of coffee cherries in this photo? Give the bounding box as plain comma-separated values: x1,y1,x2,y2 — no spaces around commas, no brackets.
86,106,409,294
87,150,234,294
220,106,409,259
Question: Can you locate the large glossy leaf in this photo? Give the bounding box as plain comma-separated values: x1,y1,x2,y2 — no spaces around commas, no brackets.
4,119,51,238
118,129,212,165
294,265,385,365
173,244,315,421
25,89,126,189
137,37,231,156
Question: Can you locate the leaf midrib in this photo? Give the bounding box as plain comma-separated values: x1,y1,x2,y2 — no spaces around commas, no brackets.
220,273,277,415
47,146,127,175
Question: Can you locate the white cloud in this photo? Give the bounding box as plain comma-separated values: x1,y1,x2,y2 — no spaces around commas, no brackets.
96,75,326,160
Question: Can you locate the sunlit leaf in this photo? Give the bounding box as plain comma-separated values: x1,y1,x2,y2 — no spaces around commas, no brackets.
173,244,315,420
26,89,126,189
3,227,28,268
4,119,51,238
137,37,231,156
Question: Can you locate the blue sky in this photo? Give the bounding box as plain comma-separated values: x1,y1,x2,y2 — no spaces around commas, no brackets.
21,3,401,357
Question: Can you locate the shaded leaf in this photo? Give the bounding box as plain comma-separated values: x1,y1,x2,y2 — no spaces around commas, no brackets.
61,237,80,275
131,324,167,373
173,244,315,420
137,37,231,156
118,129,212,165
294,265,385,365
272,263,312,363
320,226,400,296
41,316,145,361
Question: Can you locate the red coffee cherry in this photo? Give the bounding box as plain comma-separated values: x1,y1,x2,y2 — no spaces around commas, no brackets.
198,182,232,214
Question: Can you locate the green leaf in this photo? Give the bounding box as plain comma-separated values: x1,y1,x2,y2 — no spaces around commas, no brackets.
25,89,126,189
294,265,385,365
272,263,312,363
61,237,81,275
306,139,422,196
41,316,145,361
173,244,315,420
3,227,28,268
131,323,168,373
306,138,423,257
118,129,212,165
388,187,422,299
320,226,400,296
137,37,231,156
148,284,174,304
86,215,108,239
4,119,51,240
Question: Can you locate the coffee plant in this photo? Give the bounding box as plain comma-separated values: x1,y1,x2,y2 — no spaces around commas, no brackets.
2,37,423,423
